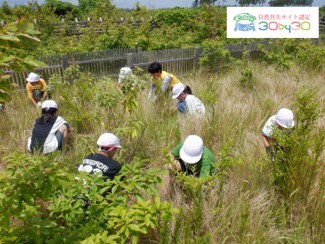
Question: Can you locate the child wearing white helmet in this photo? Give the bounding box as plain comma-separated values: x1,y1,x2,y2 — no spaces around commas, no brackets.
27,100,71,154
261,108,295,161
78,133,122,181
172,83,205,118
170,135,215,178
26,72,48,107
118,66,138,93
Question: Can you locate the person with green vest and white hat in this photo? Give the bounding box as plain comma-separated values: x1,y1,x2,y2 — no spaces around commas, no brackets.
170,135,215,178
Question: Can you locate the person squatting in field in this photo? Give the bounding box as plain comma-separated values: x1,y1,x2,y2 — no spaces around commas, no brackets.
170,135,215,178
148,62,181,98
77,133,122,181
160,135,216,196
261,108,295,189
172,83,205,118
26,72,48,108
118,66,137,93
261,108,295,162
27,100,71,154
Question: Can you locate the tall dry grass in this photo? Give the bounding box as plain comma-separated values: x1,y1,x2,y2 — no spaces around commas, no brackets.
0,62,324,242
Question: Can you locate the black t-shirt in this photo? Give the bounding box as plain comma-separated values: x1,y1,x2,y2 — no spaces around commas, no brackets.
30,116,57,152
78,153,122,181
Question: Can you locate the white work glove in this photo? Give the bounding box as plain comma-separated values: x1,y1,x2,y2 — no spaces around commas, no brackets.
168,158,182,171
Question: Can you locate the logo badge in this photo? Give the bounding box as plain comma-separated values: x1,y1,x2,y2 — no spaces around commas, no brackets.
234,13,256,32
227,7,319,38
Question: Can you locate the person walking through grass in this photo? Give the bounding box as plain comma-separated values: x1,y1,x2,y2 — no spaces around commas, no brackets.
27,100,70,154
172,83,205,118
26,72,48,108
148,62,181,98
77,133,122,181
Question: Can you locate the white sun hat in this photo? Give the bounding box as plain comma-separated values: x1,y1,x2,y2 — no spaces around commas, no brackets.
41,100,58,109
97,133,122,149
172,83,185,99
26,72,40,83
275,108,295,128
118,67,133,84
180,135,203,164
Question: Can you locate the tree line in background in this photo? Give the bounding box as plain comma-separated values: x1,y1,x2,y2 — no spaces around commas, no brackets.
1,1,324,56
193,0,314,6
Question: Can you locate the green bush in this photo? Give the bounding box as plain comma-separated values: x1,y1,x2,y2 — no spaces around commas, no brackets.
199,39,233,72
259,39,325,72
0,153,177,243
239,67,254,90
271,87,324,204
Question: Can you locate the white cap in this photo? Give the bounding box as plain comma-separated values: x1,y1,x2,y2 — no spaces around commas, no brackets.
118,67,133,84
172,83,185,99
97,133,122,148
41,100,58,109
275,108,295,128
26,72,40,83
180,135,203,164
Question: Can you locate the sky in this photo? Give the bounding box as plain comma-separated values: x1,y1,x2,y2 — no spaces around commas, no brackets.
2,0,325,8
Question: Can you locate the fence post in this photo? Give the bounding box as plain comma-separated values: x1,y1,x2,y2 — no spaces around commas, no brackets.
137,47,142,64
194,47,202,71
62,54,69,70
127,53,135,68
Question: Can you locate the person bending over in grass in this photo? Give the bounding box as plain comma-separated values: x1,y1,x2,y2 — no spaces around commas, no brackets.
175,84,192,113
172,83,205,118
169,135,215,178
27,100,70,154
261,108,295,162
26,72,48,108
261,108,295,190
77,133,122,181
160,135,215,196
75,133,122,206
148,62,181,98
118,66,137,93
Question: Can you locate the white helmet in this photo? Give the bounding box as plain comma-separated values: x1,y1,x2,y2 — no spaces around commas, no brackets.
26,72,40,83
97,133,122,149
180,135,203,164
275,108,295,128
118,67,133,84
42,100,58,109
172,83,185,99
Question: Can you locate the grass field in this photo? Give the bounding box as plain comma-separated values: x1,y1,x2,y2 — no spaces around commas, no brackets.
0,61,324,243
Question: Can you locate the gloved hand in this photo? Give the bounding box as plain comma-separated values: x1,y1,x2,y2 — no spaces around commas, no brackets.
266,146,275,162
168,157,182,171
36,102,42,109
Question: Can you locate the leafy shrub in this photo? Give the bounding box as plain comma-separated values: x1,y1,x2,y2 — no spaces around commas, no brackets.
259,39,325,72
153,8,199,31
295,41,325,72
239,67,254,90
0,153,177,243
271,87,324,204
200,39,233,72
